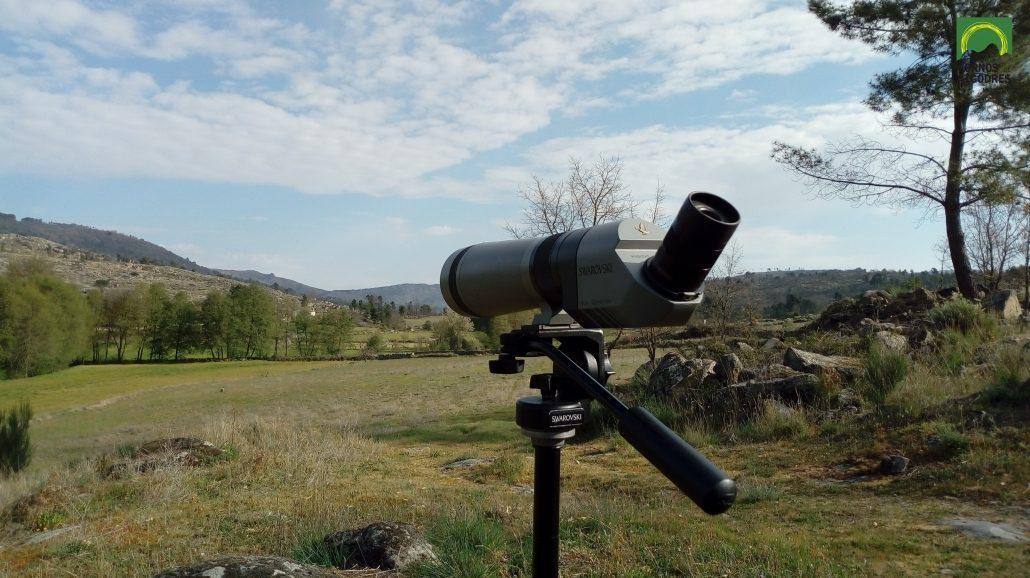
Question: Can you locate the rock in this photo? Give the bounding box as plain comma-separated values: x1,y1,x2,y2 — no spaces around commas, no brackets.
322,522,437,570
872,330,908,353
878,455,909,475
835,388,862,412
714,353,745,385
858,318,903,337
984,289,1023,320
153,555,350,577
761,338,784,350
103,437,224,478
731,341,754,353
632,359,657,384
684,358,717,386
23,525,80,545
648,352,690,394
939,519,1027,543
442,457,492,470
713,372,824,418
783,348,861,381
808,288,941,331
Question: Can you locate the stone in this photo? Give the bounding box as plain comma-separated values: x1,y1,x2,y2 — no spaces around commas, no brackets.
984,289,1023,320
442,457,492,470
647,352,689,394
835,388,862,412
939,519,1027,543
322,522,437,570
684,358,717,386
632,359,657,384
783,348,861,381
872,330,908,353
103,437,224,478
731,340,755,353
761,338,784,350
23,525,80,545
713,372,824,417
153,555,350,577
878,455,909,475
714,353,745,385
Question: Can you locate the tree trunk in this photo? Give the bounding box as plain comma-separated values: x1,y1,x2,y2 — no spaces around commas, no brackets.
946,56,977,300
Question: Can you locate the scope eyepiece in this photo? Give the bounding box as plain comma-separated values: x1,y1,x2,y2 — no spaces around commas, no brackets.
645,191,739,296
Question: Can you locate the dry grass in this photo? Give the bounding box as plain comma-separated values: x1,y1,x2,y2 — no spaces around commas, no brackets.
0,346,1026,577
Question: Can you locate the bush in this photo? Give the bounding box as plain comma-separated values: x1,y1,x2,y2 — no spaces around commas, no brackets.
364,333,385,354
431,313,475,351
985,345,1030,404
863,342,908,406
928,299,997,337
0,401,32,476
932,329,980,376
738,400,810,442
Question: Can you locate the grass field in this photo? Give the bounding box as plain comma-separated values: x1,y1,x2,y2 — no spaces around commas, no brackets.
0,347,1026,576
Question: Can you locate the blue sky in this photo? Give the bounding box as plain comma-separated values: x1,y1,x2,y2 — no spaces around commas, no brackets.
0,0,949,289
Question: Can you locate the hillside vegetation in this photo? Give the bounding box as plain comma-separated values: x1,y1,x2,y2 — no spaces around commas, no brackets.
0,214,209,273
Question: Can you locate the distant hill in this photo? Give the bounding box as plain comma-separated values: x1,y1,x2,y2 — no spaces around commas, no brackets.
0,233,334,312
215,269,331,298
326,283,444,309
217,269,446,309
0,213,211,273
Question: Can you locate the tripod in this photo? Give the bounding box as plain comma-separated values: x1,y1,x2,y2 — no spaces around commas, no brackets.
491,324,737,578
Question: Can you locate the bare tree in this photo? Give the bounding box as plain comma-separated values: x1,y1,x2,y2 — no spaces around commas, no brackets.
505,156,638,238
699,242,762,335
637,179,671,364
965,199,1027,292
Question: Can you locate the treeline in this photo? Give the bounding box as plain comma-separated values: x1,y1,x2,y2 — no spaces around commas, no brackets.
347,295,434,327
0,258,365,379
91,283,357,362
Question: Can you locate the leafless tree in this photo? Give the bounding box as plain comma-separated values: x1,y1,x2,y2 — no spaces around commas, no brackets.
505,156,638,238
965,199,1027,292
700,242,762,335
637,179,672,364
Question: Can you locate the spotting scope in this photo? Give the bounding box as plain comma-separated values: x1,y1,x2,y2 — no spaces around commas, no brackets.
440,192,740,327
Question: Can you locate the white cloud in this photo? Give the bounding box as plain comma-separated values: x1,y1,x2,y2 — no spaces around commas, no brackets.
0,0,881,199
423,225,458,236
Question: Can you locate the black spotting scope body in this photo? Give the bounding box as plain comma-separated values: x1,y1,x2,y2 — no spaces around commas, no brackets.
441,191,740,328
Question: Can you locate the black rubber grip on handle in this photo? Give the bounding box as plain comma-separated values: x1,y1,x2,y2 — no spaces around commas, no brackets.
617,406,736,514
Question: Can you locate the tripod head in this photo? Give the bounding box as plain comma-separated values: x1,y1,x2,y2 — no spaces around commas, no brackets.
493,323,737,516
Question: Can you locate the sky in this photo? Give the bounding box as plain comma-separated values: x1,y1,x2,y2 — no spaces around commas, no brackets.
0,0,952,290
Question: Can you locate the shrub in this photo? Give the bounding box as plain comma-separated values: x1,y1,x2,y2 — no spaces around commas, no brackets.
927,299,997,337
738,400,810,442
431,313,475,351
923,421,970,460
862,342,908,406
363,333,385,355
0,401,32,476
932,329,980,376
984,345,1030,404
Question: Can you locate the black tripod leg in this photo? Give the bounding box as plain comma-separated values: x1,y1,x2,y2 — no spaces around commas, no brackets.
533,443,561,578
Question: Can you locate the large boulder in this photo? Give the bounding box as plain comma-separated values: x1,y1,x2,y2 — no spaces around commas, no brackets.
647,352,690,394
708,366,828,416
984,289,1024,320
714,353,746,385
783,348,861,381
646,353,716,395
153,556,349,577
872,330,908,353
321,522,437,570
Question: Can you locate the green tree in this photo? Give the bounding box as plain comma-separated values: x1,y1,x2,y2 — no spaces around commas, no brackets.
773,1,1028,299
136,283,170,361
0,259,92,377
101,288,141,362
199,291,231,359
227,284,274,359
319,308,355,356
432,313,477,351
164,292,199,360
